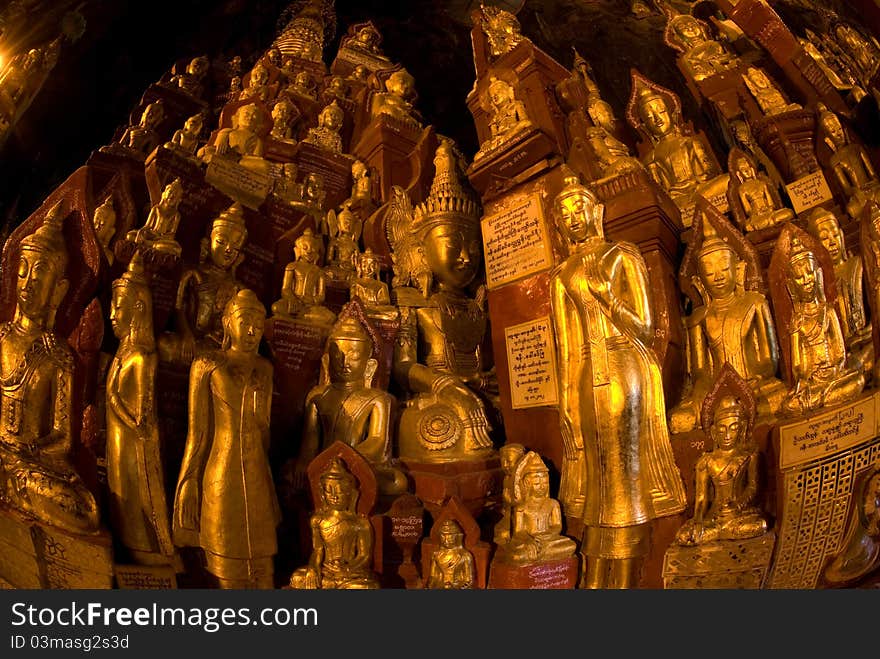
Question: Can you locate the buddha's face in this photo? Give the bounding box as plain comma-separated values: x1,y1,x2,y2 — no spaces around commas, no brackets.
272,102,292,124
109,285,142,339
556,191,599,243
822,114,846,147
295,236,321,264
142,103,163,129
230,76,242,92
523,469,549,499
588,99,615,134
321,477,353,511
184,115,203,134
500,447,524,473
238,105,260,132
224,307,264,353
305,175,323,200
387,71,413,98
188,57,208,77
283,163,298,180
210,224,246,269
356,26,378,48
788,256,819,302
639,96,672,138
251,65,268,86
160,184,183,211
813,216,843,262
675,17,706,44
439,528,463,549
352,160,367,179
488,81,512,108
93,205,116,241
359,254,379,279
710,404,745,451
735,158,756,181
16,248,65,322
698,246,738,299
320,107,342,131
422,223,481,289
328,337,370,384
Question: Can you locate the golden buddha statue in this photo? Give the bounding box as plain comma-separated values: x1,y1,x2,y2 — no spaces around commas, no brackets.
549,174,686,588
126,178,184,259
502,451,577,563
817,104,880,221
288,69,317,100
427,519,475,589
805,208,873,376
742,66,801,117
833,22,880,85
389,140,496,462
493,443,525,544
113,100,165,157
173,289,279,589
370,69,421,128
166,113,204,157
206,103,271,177
91,197,117,265
238,62,271,102
0,202,101,534
170,55,209,98
323,75,348,102
865,204,880,383
477,3,525,59
675,378,769,546
628,75,725,225
473,76,532,162
289,457,380,589
728,150,794,232
296,309,408,496
269,98,296,142
348,23,386,58
665,13,739,82
272,228,336,327
779,235,865,415
671,213,786,433
823,466,879,586
106,251,176,566
159,202,247,364
348,159,373,208
325,205,361,277
301,172,327,212
350,248,396,320
303,101,344,153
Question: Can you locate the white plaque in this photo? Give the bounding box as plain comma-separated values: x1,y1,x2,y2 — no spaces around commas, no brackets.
482,194,554,290
785,171,834,215
504,316,559,410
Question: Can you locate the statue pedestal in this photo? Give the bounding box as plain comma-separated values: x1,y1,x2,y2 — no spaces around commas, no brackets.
352,114,426,202
487,554,580,589
662,533,777,589
0,505,114,589
767,390,880,589
399,457,503,522
294,141,355,210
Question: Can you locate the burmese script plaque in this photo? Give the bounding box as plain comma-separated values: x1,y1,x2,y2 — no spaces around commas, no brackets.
785,170,833,215
482,194,553,290
115,564,178,590
487,555,579,589
504,316,559,409
205,156,271,210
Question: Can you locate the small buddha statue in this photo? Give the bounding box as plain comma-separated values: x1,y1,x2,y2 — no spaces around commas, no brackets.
805,208,873,376
780,236,865,415
238,62,271,102
823,466,880,586
348,23,385,57
325,207,361,283
169,55,209,98
493,443,525,544
502,451,577,563
273,162,301,203
207,103,271,177
742,66,801,117
289,69,317,100
297,307,408,496
106,251,177,566
348,64,369,83
173,289,279,589
477,3,525,59
112,100,165,157
675,386,769,546
348,159,373,208
474,76,532,161
426,519,475,589
370,68,421,128
0,202,101,534
817,104,880,221
671,214,786,433
159,202,247,364
628,75,725,225
288,457,380,589
303,101,344,153
665,13,739,83
728,150,794,232
166,113,204,157
350,248,396,320
322,75,348,102
269,98,296,142
126,178,184,259
92,197,117,265
272,228,336,327
300,172,326,212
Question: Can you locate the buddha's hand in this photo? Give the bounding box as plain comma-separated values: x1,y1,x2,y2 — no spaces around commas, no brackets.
583,252,612,307
436,377,493,450
179,330,196,365
175,479,200,531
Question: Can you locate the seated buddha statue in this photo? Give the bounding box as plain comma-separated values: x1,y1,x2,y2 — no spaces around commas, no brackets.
158,203,247,365
288,457,380,589
350,248,396,322
742,67,802,117
780,236,865,415
426,519,475,589
272,228,336,327
629,76,725,225
388,141,496,462
675,389,768,546
238,62,271,102
269,98,296,142
670,210,786,434
370,68,421,129
805,208,873,376
502,451,577,563
288,70,316,100
169,55,209,99
817,104,880,221
325,206,361,284
474,76,532,161
303,101,344,153
205,103,271,177
0,202,101,534
109,100,165,158
296,309,408,496
126,178,184,259
166,113,204,157
666,13,739,83
728,150,794,233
